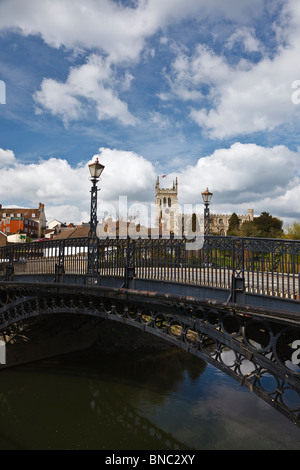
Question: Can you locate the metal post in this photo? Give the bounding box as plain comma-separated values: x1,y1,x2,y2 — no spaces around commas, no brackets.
125,236,135,288
204,202,210,236
88,178,99,280
5,245,14,281
89,179,98,238
203,202,210,270
55,239,65,283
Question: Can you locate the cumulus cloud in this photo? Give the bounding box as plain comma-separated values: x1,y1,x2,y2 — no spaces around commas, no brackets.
0,0,264,62
166,44,232,102
189,48,300,138
34,55,136,126
0,0,268,128
167,142,300,220
93,147,157,203
0,147,157,224
1,142,299,225
164,0,300,139
0,148,16,167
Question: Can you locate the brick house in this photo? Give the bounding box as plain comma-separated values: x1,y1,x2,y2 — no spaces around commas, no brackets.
0,216,39,238
0,203,47,238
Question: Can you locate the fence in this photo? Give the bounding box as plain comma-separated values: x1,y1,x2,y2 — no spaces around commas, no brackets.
0,235,299,300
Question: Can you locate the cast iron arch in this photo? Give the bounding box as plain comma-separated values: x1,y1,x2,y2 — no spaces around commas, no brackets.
0,282,300,427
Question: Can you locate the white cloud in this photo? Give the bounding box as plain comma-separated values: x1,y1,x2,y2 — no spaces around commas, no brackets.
161,0,300,139
0,142,299,225
169,142,300,219
0,0,264,62
226,27,261,52
0,147,157,224
0,0,147,63
189,46,300,138
93,147,157,203
0,148,16,167
166,44,232,102
34,55,136,126
0,0,268,129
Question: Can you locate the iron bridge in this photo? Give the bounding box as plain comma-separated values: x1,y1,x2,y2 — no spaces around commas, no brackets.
0,234,300,427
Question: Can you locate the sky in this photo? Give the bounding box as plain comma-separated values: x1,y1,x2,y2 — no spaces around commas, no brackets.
0,0,300,228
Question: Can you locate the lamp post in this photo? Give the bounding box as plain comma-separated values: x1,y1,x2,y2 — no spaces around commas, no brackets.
88,157,105,237
87,157,104,278
201,188,213,236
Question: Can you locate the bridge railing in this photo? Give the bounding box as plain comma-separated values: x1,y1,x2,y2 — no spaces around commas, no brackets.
0,235,299,300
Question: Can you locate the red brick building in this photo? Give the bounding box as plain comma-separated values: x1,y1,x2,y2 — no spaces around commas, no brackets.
0,216,39,238
0,203,46,237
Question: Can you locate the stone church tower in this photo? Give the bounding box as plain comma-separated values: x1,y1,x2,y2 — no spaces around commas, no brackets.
154,176,254,236
154,176,180,234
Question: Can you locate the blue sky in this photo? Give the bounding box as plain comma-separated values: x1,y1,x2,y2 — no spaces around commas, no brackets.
0,0,300,226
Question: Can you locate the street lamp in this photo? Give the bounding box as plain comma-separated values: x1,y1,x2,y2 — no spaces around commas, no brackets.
88,157,105,237
201,188,213,236
87,157,104,279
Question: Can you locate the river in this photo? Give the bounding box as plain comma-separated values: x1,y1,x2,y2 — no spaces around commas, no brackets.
0,341,300,451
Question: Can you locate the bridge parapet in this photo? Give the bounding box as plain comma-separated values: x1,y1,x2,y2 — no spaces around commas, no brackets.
0,235,299,305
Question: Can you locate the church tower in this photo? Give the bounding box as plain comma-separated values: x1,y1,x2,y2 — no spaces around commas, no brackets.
154,176,180,234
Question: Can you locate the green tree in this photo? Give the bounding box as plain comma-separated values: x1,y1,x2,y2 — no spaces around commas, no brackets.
240,212,284,238
255,211,283,238
239,220,257,237
285,221,300,240
227,213,240,236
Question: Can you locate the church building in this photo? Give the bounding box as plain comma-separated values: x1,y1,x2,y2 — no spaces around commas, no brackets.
154,176,254,235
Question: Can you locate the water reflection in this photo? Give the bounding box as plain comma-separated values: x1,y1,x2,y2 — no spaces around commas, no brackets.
0,347,300,450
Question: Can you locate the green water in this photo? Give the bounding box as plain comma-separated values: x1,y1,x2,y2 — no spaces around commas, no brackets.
0,347,299,450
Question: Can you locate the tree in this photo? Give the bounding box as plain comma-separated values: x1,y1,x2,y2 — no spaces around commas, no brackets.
239,220,257,237
285,221,300,240
254,212,283,238
227,213,240,236
240,212,284,238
